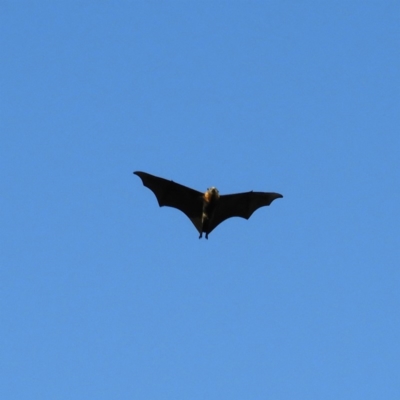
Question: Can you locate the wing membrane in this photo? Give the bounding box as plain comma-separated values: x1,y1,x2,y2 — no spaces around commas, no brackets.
134,171,203,232
208,191,283,234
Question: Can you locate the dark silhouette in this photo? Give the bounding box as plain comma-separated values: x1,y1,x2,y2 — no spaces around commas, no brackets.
134,171,283,239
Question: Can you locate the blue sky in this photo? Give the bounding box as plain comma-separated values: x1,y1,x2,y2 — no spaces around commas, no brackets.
1,2,399,399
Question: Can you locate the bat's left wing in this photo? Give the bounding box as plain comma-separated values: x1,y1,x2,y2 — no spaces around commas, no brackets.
208,191,283,234
134,171,204,233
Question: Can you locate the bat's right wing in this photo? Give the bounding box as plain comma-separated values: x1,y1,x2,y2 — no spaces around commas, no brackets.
208,191,283,234
134,171,204,233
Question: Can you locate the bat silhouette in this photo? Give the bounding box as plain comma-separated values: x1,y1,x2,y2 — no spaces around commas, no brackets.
134,171,283,239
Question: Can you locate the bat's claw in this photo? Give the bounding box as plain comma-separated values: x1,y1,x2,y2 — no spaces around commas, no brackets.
199,233,202,239
205,233,208,240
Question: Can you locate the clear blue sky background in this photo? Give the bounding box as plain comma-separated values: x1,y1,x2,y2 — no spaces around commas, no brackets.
1,2,399,399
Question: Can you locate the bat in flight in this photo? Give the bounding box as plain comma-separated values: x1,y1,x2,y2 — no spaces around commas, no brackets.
134,171,283,239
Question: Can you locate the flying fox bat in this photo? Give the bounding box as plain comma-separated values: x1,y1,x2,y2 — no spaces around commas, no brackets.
134,171,283,239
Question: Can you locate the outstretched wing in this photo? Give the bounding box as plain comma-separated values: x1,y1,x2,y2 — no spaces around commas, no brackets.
208,191,283,234
134,171,204,233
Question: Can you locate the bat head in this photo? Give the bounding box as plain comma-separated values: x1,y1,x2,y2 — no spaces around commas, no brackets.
204,187,220,203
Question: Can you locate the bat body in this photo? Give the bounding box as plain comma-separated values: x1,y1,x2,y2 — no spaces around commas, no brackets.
134,171,283,239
